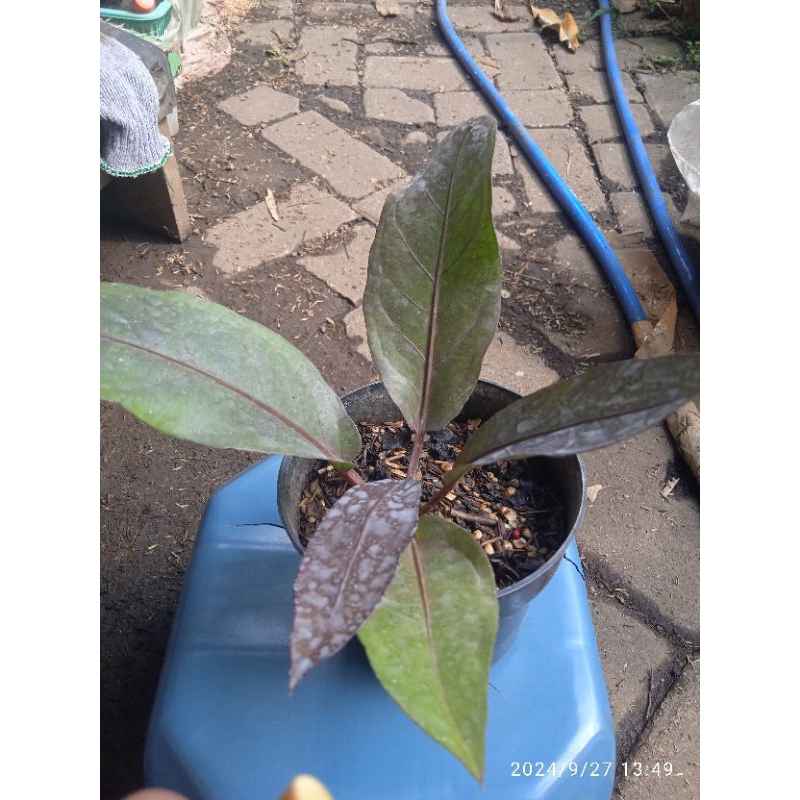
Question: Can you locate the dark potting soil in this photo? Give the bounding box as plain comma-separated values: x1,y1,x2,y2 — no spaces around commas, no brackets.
298,420,568,589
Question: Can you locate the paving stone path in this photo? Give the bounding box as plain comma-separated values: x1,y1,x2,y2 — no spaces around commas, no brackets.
102,1,700,796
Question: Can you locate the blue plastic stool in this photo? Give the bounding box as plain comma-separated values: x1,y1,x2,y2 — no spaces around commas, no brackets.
145,457,615,799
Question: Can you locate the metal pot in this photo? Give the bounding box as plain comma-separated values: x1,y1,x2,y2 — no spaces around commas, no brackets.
277,380,588,662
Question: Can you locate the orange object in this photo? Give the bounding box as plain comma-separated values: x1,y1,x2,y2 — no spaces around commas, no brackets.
132,0,157,12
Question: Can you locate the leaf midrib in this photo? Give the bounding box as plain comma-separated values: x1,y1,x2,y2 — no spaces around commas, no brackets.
415,129,472,435
101,332,341,460
329,482,415,614
409,535,475,772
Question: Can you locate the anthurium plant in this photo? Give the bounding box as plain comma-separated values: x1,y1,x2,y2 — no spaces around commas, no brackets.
100,116,699,780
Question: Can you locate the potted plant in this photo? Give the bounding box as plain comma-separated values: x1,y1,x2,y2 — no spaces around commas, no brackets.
100,116,699,781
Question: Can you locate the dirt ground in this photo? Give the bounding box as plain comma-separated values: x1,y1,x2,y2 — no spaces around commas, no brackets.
101,2,699,797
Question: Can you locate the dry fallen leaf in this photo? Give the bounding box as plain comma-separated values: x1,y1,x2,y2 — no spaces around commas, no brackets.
375,0,400,17
529,6,581,52
587,484,603,504
265,189,280,221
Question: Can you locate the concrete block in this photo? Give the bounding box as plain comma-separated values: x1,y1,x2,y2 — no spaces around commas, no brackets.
263,111,405,199
205,182,356,274
217,84,299,126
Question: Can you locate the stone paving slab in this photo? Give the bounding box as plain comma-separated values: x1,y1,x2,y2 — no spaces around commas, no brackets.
566,70,644,104
580,429,700,641
615,662,699,799
610,191,681,236
553,38,604,73
306,2,373,22
480,331,559,395
299,223,375,303
296,25,359,87
614,37,685,71
588,590,673,745
235,19,295,45
592,142,672,191
434,88,571,128
515,127,607,214
363,56,468,91
204,182,356,274
579,102,656,143
353,179,408,224
484,32,565,92
637,72,700,129
447,5,533,34
363,88,435,125
217,84,299,126
263,111,405,199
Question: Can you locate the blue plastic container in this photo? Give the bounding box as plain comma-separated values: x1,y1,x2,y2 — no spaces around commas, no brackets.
145,456,615,799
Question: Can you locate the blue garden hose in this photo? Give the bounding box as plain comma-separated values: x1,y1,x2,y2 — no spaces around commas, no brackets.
436,0,647,328
598,0,700,318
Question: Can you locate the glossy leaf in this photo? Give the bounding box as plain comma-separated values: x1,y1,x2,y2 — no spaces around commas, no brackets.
363,116,502,434
290,479,421,691
358,516,499,780
101,283,360,462
456,354,700,468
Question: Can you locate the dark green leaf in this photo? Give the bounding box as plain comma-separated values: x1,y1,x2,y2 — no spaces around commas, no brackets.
290,479,421,691
363,116,502,434
359,515,499,780
456,354,699,468
101,283,360,462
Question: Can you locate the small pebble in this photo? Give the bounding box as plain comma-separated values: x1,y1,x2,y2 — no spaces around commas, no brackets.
473,530,483,541
483,543,495,556
502,541,513,551
505,486,517,497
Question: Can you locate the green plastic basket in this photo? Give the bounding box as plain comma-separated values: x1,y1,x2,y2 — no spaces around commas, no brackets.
100,1,172,38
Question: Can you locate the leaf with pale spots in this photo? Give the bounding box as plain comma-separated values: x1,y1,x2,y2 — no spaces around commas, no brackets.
455,354,700,469
101,284,360,463
363,116,501,435
358,516,499,780
289,479,422,691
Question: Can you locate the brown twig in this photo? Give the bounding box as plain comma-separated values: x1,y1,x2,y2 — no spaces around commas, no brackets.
449,509,498,526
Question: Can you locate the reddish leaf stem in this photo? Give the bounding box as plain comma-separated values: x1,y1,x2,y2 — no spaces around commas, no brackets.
407,432,425,480
337,466,365,486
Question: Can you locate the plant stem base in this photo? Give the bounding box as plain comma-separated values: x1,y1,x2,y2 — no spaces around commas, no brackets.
145,456,615,799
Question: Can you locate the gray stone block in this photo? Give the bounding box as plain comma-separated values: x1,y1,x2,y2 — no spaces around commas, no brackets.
263,111,405,199
638,72,700,129
579,103,656,143
363,88,435,125
205,182,356,274
516,127,607,214
363,56,467,91
485,32,564,92
296,26,359,87
616,663,699,799
217,84,299,126
567,70,644,104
